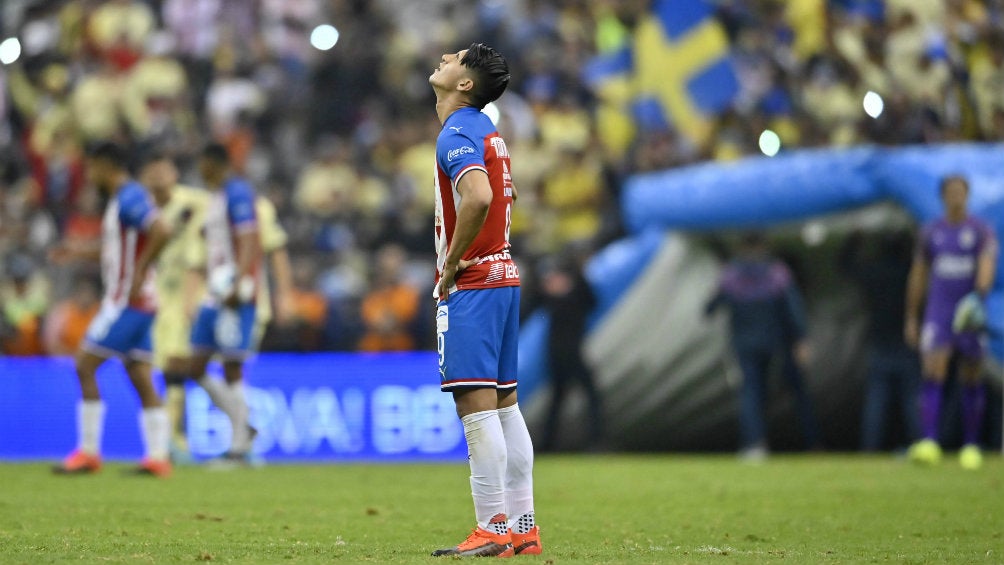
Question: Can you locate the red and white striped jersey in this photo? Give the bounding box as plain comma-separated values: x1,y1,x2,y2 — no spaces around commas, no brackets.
100,180,159,311
434,107,519,297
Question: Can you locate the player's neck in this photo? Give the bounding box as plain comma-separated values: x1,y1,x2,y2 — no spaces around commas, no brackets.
205,175,226,190
108,172,129,194
435,94,470,124
945,211,966,224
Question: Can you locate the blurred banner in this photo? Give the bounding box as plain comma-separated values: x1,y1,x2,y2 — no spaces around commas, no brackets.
0,353,467,462
584,0,738,152
520,143,1004,451
620,143,1004,360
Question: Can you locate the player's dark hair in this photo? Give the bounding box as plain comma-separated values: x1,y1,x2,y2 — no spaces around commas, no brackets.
201,142,230,165
87,141,129,168
939,174,969,195
140,149,175,168
461,42,510,109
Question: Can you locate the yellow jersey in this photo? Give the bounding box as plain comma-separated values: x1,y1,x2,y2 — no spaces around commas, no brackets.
156,185,209,314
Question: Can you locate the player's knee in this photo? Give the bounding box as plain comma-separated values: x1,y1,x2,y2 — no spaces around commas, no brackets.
75,355,100,380
454,388,499,418
958,362,984,384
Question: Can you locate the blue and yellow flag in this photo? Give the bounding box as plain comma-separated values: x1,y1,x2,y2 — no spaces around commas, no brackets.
584,0,738,152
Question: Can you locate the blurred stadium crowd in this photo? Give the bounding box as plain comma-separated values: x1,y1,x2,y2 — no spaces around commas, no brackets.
1,0,1003,356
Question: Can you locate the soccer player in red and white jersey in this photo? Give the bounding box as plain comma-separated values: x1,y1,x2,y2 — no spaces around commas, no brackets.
428,43,540,557
51,143,173,477
184,143,264,465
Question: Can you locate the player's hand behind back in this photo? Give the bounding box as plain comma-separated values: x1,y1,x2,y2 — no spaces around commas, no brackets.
437,257,479,302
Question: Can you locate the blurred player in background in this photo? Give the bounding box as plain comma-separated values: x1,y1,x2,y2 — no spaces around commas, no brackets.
181,143,263,465
705,232,820,461
143,152,291,462
905,175,998,470
51,142,172,477
428,44,539,557
141,152,208,459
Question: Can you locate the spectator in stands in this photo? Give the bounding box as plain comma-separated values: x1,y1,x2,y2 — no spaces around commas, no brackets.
121,31,194,151
541,145,604,250
43,277,101,356
263,256,329,352
358,244,420,352
87,0,155,66
1,254,50,356
840,230,920,451
294,138,358,220
706,233,821,460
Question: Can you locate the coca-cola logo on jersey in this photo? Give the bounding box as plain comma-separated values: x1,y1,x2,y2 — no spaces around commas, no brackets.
447,145,475,161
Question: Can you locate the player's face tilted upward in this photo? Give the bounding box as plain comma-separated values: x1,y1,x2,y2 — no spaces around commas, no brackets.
429,49,470,92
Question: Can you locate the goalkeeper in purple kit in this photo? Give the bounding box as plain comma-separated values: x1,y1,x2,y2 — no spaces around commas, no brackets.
904,175,998,470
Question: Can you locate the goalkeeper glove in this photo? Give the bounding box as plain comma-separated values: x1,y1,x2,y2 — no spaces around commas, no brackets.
952,291,987,333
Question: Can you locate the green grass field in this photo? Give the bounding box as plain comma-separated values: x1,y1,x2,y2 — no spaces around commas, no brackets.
0,454,1000,564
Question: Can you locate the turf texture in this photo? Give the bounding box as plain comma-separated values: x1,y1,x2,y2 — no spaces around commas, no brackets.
0,454,1000,564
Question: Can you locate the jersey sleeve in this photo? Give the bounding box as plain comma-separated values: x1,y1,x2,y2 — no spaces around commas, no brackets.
256,197,288,253
227,180,258,234
437,130,486,186
118,183,158,230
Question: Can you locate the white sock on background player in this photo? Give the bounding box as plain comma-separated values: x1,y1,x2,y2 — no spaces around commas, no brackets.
197,375,235,418
462,409,508,534
498,404,535,533
139,407,170,461
228,380,251,453
77,400,106,455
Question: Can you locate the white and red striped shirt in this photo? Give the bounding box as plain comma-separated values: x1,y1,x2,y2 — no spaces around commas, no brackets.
100,180,159,312
203,176,260,304
434,107,519,297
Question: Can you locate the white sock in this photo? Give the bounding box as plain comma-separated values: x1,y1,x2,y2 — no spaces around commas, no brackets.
228,380,251,453
462,409,508,534
77,400,106,455
197,375,234,414
139,407,170,461
498,404,535,533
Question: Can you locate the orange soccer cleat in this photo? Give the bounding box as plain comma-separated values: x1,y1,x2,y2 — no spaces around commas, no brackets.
52,450,102,475
133,458,172,478
432,514,514,557
510,526,542,555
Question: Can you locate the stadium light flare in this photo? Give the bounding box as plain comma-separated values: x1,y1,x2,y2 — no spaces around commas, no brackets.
801,221,827,247
482,102,501,126
310,24,339,51
863,91,884,119
758,129,781,157
0,37,21,65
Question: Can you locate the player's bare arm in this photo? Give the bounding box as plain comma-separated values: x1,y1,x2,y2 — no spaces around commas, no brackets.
437,169,492,301
129,217,171,302
270,246,295,325
904,254,928,348
974,237,998,297
183,269,204,318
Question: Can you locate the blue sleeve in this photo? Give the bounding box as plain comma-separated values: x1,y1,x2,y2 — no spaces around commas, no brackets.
226,180,257,230
118,183,157,230
437,130,485,184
